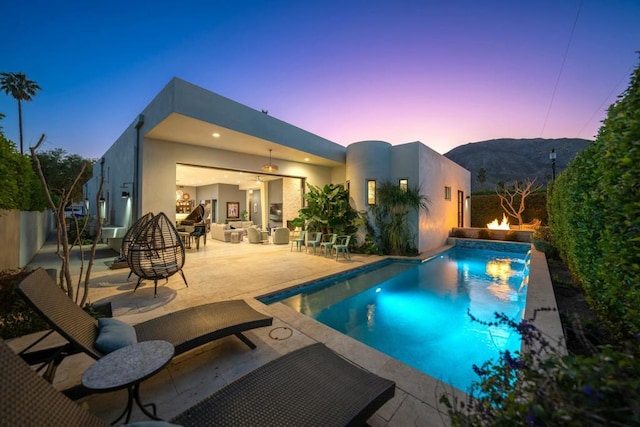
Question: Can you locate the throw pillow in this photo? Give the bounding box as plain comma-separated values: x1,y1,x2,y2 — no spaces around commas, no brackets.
95,317,138,354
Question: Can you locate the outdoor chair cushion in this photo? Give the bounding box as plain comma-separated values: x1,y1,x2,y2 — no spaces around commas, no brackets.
94,318,138,354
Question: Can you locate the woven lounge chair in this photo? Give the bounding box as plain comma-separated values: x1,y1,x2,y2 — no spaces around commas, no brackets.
16,268,273,379
1,337,394,426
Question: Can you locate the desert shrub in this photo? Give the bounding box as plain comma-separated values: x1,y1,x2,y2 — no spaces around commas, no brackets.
67,215,95,245
0,269,48,339
548,59,640,338
441,311,640,426
0,269,111,339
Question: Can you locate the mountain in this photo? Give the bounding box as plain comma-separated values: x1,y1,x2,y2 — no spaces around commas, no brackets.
444,138,592,192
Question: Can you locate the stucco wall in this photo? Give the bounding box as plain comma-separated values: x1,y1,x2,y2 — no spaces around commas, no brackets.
19,210,52,267
0,209,51,270
0,210,20,269
88,125,137,229
170,78,346,163
345,141,392,212
344,140,470,254
416,143,471,252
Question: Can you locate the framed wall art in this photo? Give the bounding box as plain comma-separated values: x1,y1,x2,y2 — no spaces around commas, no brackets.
227,202,239,219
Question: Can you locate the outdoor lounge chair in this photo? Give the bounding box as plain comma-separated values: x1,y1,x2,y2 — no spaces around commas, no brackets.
16,268,273,380
1,337,395,426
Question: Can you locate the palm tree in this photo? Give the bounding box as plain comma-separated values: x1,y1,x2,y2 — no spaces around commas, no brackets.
370,182,430,255
0,72,41,154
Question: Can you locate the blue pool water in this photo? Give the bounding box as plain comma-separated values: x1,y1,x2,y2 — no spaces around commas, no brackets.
262,246,530,392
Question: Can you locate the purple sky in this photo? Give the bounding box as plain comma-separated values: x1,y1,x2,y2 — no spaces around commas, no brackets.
2,0,639,158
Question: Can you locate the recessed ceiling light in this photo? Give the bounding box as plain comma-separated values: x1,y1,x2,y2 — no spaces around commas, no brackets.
212,132,220,138
304,157,310,162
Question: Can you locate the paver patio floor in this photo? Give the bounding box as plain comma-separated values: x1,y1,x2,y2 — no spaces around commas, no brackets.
13,234,468,426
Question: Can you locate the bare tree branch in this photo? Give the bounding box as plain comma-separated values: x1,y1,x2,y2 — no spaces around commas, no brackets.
31,134,94,302
495,178,542,227
78,177,104,307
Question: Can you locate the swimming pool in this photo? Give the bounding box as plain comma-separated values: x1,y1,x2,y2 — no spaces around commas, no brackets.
261,245,531,392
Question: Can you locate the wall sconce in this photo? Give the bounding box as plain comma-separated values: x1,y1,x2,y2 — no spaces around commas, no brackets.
466,196,470,200
121,182,134,197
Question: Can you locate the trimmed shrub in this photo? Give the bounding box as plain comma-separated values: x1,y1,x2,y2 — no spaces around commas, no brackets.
0,135,47,211
531,226,559,260
548,59,640,338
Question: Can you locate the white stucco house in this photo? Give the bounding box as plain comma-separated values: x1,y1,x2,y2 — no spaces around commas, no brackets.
85,77,470,253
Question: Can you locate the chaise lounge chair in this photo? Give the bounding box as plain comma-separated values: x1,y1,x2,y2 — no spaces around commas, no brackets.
16,268,273,379
0,337,395,426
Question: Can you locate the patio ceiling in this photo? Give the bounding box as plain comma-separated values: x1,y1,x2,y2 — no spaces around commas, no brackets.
146,113,342,168
147,113,343,188
176,164,282,189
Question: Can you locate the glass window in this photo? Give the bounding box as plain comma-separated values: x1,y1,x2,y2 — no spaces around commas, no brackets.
367,180,376,205
399,179,408,191
444,186,452,200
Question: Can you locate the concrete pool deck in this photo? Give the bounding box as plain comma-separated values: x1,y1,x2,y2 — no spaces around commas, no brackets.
10,235,564,426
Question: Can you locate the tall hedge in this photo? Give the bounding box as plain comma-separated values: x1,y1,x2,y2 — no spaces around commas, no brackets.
548,59,640,337
0,134,46,211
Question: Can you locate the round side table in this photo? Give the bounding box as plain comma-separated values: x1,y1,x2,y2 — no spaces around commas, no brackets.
82,340,175,425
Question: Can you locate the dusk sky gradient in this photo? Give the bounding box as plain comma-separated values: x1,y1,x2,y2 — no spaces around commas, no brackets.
2,0,639,158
